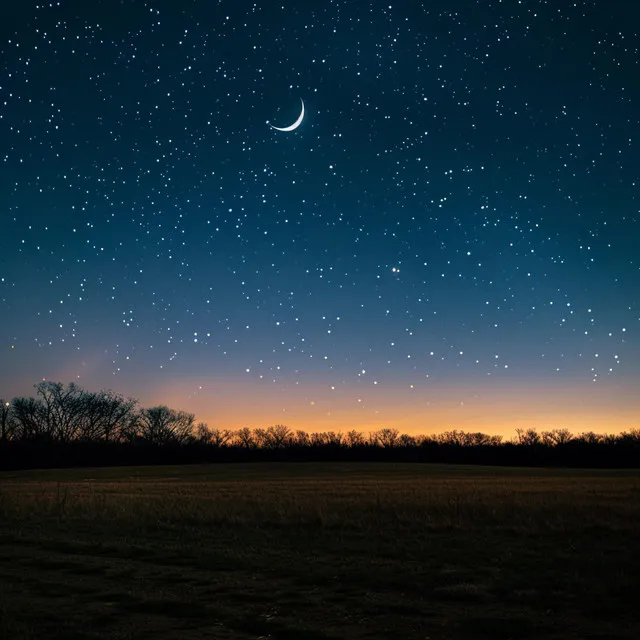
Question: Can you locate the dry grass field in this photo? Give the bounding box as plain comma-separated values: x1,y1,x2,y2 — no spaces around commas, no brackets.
1,463,639,639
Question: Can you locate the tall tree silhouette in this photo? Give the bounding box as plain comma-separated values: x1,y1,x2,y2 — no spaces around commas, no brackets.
136,406,195,445
0,400,15,442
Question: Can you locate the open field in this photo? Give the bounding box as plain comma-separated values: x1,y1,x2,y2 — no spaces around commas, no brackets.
1,463,639,639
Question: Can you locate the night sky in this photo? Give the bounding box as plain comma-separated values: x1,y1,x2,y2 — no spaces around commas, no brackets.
2,0,639,436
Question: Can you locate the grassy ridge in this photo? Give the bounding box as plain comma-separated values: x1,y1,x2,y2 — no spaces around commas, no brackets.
1,463,639,639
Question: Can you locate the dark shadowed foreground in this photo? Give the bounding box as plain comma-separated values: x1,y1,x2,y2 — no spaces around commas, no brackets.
1,463,639,639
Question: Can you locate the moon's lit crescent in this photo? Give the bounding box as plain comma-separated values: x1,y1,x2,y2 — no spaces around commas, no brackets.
269,98,305,132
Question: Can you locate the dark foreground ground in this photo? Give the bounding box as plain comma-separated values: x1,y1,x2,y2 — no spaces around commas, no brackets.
0,463,639,639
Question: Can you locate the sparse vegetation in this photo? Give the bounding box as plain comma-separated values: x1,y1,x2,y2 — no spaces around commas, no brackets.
0,463,639,639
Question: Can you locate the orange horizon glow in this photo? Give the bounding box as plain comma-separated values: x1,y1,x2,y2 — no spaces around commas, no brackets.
7,366,638,440
120,376,639,439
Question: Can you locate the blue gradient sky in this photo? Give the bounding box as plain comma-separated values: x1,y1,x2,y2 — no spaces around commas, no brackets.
1,0,639,436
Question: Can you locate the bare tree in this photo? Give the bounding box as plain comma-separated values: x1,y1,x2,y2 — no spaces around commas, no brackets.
294,430,311,447
73,391,105,441
414,434,436,446
68,390,136,443
515,428,541,446
0,400,16,442
233,426,256,449
96,390,137,443
579,431,604,445
310,431,328,446
303,431,343,447
12,396,46,441
398,433,416,447
372,428,400,448
210,427,234,447
619,429,640,443
196,422,212,443
35,381,86,442
344,429,365,447
137,406,195,445
196,423,233,447
541,428,573,446
325,431,344,446
253,428,268,448
437,430,472,446
466,432,500,446
255,424,292,449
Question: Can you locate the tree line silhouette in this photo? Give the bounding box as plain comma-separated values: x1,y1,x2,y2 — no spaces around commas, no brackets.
0,381,638,469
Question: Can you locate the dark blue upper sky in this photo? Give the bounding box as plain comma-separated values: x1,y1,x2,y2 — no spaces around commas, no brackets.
1,0,638,433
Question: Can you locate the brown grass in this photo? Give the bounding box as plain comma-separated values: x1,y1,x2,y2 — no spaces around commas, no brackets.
0,462,639,639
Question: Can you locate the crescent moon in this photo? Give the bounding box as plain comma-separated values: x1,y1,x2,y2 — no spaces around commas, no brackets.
269,98,305,132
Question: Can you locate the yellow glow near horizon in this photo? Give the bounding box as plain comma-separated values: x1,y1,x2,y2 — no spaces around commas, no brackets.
124,376,639,439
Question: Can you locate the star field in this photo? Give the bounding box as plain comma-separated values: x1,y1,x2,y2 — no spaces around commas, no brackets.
1,0,639,434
